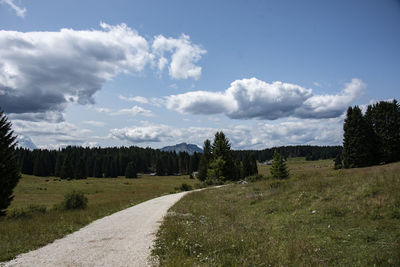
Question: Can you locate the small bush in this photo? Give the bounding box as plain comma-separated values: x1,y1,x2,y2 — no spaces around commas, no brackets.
7,208,29,219
7,204,46,219
178,183,193,191
246,174,266,182
62,190,88,210
27,204,46,214
269,180,285,189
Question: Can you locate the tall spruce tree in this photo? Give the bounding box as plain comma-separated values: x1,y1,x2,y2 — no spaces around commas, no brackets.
342,106,375,168
74,158,87,179
209,131,236,182
0,110,21,216
125,161,137,178
367,100,400,163
60,153,74,179
270,150,289,179
197,139,211,181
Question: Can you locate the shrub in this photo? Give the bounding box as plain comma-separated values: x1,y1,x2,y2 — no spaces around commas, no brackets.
269,180,285,189
178,183,193,191
7,204,46,219
62,190,88,210
246,174,266,182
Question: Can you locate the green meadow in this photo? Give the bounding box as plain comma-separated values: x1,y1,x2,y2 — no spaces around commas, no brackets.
152,158,400,266
0,174,197,262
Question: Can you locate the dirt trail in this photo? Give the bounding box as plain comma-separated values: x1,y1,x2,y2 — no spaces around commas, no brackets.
1,191,191,267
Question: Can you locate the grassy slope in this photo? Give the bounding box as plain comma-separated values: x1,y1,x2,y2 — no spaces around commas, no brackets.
152,158,400,266
0,174,197,262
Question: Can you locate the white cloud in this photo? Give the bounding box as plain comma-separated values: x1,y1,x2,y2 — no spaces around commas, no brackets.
119,95,149,104
92,105,153,117
165,77,364,120
113,106,153,117
0,0,26,18
109,117,344,149
152,34,206,80
11,120,94,148
16,135,36,150
0,23,205,120
110,123,173,143
296,78,365,118
82,120,106,127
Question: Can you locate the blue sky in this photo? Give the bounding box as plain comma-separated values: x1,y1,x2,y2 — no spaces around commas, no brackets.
1,0,399,150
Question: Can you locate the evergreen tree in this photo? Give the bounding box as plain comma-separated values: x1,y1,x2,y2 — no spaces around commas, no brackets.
367,100,400,163
242,152,252,178
270,150,289,179
206,156,226,183
60,153,74,179
74,158,87,179
93,157,103,178
342,106,375,168
211,131,236,181
156,158,165,176
334,154,342,169
125,161,137,178
249,153,258,175
198,139,211,181
0,110,21,216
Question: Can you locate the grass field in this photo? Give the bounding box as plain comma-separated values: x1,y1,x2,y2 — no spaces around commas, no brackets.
152,158,400,266
0,174,197,262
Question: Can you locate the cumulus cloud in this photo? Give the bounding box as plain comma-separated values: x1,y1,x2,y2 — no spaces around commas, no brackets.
165,78,364,120
110,123,173,143
119,95,149,104
0,0,26,18
16,135,36,150
11,119,96,148
0,23,205,120
109,118,343,149
113,106,153,117
82,120,106,127
152,34,206,80
92,105,153,117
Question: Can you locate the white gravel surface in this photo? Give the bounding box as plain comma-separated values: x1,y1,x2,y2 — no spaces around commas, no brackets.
1,191,191,267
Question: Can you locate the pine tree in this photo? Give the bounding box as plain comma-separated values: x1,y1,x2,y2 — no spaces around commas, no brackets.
93,157,103,178
206,156,226,183
367,100,400,163
249,153,258,175
198,139,211,181
156,158,165,176
342,106,375,168
0,110,21,216
334,154,342,169
211,131,236,181
60,153,74,179
270,150,289,179
242,152,251,178
74,158,87,179
125,161,137,178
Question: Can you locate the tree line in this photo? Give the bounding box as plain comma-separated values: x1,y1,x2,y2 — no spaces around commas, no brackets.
15,146,201,179
341,99,400,168
233,145,342,162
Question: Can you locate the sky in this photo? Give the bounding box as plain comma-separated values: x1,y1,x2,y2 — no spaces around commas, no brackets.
0,0,399,150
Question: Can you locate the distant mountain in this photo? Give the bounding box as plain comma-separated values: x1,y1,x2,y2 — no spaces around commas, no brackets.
160,142,203,155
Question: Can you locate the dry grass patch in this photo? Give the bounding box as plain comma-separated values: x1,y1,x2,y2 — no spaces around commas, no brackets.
0,174,197,262
152,159,400,266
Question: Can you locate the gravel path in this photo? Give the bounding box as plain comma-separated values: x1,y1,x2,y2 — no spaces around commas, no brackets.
1,191,191,267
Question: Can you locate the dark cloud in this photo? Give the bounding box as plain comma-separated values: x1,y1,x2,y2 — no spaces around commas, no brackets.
0,23,205,120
